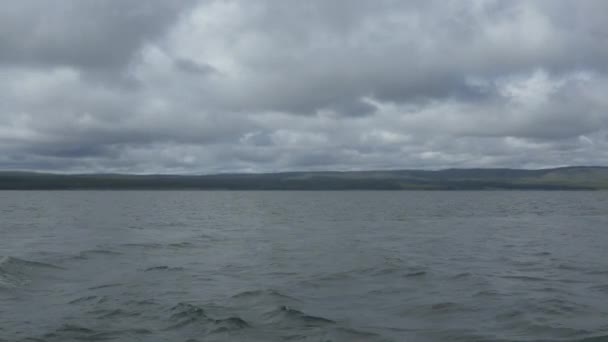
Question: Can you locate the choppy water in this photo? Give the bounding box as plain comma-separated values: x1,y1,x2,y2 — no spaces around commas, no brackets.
1,191,608,342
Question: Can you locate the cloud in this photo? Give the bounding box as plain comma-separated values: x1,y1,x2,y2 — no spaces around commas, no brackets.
0,0,195,70
1,0,608,173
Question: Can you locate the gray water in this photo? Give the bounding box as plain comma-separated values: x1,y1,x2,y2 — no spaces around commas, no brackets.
1,191,608,342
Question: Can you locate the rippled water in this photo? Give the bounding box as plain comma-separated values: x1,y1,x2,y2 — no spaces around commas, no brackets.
2,191,608,341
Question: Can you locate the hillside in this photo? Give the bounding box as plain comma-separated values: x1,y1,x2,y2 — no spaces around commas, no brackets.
0,167,607,190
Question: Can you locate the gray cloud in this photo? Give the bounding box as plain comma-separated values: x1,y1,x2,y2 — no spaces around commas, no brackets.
0,0,195,69
1,0,608,173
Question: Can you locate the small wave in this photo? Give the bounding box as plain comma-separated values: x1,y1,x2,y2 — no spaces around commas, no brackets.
263,305,335,326
0,274,19,288
122,241,198,250
517,323,592,339
38,324,151,341
333,327,385,340
535,298,589,315
589,284,608,293
144,265,185,272
68,295,107,305
557,263,581,271
402,301,469,317
0,256,63,288
363,259,428,278
126,299,158,307
473,290,500,297
166,302,250,333
364,267,400,277
230,289,303,312
533,286,565,294
15,338,45,342
317,270,354,281
431,302,459,311
88,283,122,290
572,335,608,342
500,275,547,282
0,256,63,271
121,242,163,249
170,302,206,315
168,241,196,248
75,249,122,259
55,324,95,334
404,271,427,277
451,272,472,279
198,234,222,242
210,316,250,333
585,269,608,275
91,308,141,320
232,289,297,301
284,326,388,342
167,303,210,330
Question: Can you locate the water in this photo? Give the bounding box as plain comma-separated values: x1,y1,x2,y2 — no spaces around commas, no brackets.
1,191,608,342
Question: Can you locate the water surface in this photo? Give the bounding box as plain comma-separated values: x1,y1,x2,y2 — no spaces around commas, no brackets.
1,191,608,341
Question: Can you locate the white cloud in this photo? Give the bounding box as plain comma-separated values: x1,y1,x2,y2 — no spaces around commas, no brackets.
1,0,608,172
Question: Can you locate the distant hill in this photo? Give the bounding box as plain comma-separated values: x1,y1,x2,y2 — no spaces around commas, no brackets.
1,167,607,190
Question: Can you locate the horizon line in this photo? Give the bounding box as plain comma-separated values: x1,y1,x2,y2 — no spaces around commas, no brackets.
1,165,607,177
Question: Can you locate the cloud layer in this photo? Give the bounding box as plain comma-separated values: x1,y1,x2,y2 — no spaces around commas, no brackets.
1,0,608,173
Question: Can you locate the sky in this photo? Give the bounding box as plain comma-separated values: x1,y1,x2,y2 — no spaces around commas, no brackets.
1,0,608,174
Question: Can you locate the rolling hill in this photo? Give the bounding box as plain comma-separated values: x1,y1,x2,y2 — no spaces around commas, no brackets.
0,167,607,190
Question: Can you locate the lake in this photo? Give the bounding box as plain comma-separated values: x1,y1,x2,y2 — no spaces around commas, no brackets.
1,191,608,341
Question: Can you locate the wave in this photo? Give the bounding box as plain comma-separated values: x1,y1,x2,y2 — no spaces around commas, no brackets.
0,272,18,288
500,275,547,282
0,256,63,270
92,308,141,320
430,302,460,312
572,335,608,342
263,305,335,326
73,249,122,260
33,324,152,341
451,272,473,279
121,242,163,249
167,241,196,248
283,326,389,342
144,265,185,272
88,283,123,290
211,316,250,333
400,301,470,318
68,295,108,305
0,256,63,288
232,289,298,301
167,302,250,333
314,259,429,280
121,241,203,250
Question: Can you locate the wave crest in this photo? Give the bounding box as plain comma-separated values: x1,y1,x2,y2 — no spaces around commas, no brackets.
0,256,62,288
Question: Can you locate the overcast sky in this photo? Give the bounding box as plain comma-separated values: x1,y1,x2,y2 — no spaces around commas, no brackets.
1,0,607,173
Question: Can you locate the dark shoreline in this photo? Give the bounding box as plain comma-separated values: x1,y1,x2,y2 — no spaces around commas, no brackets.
1,166,606,190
